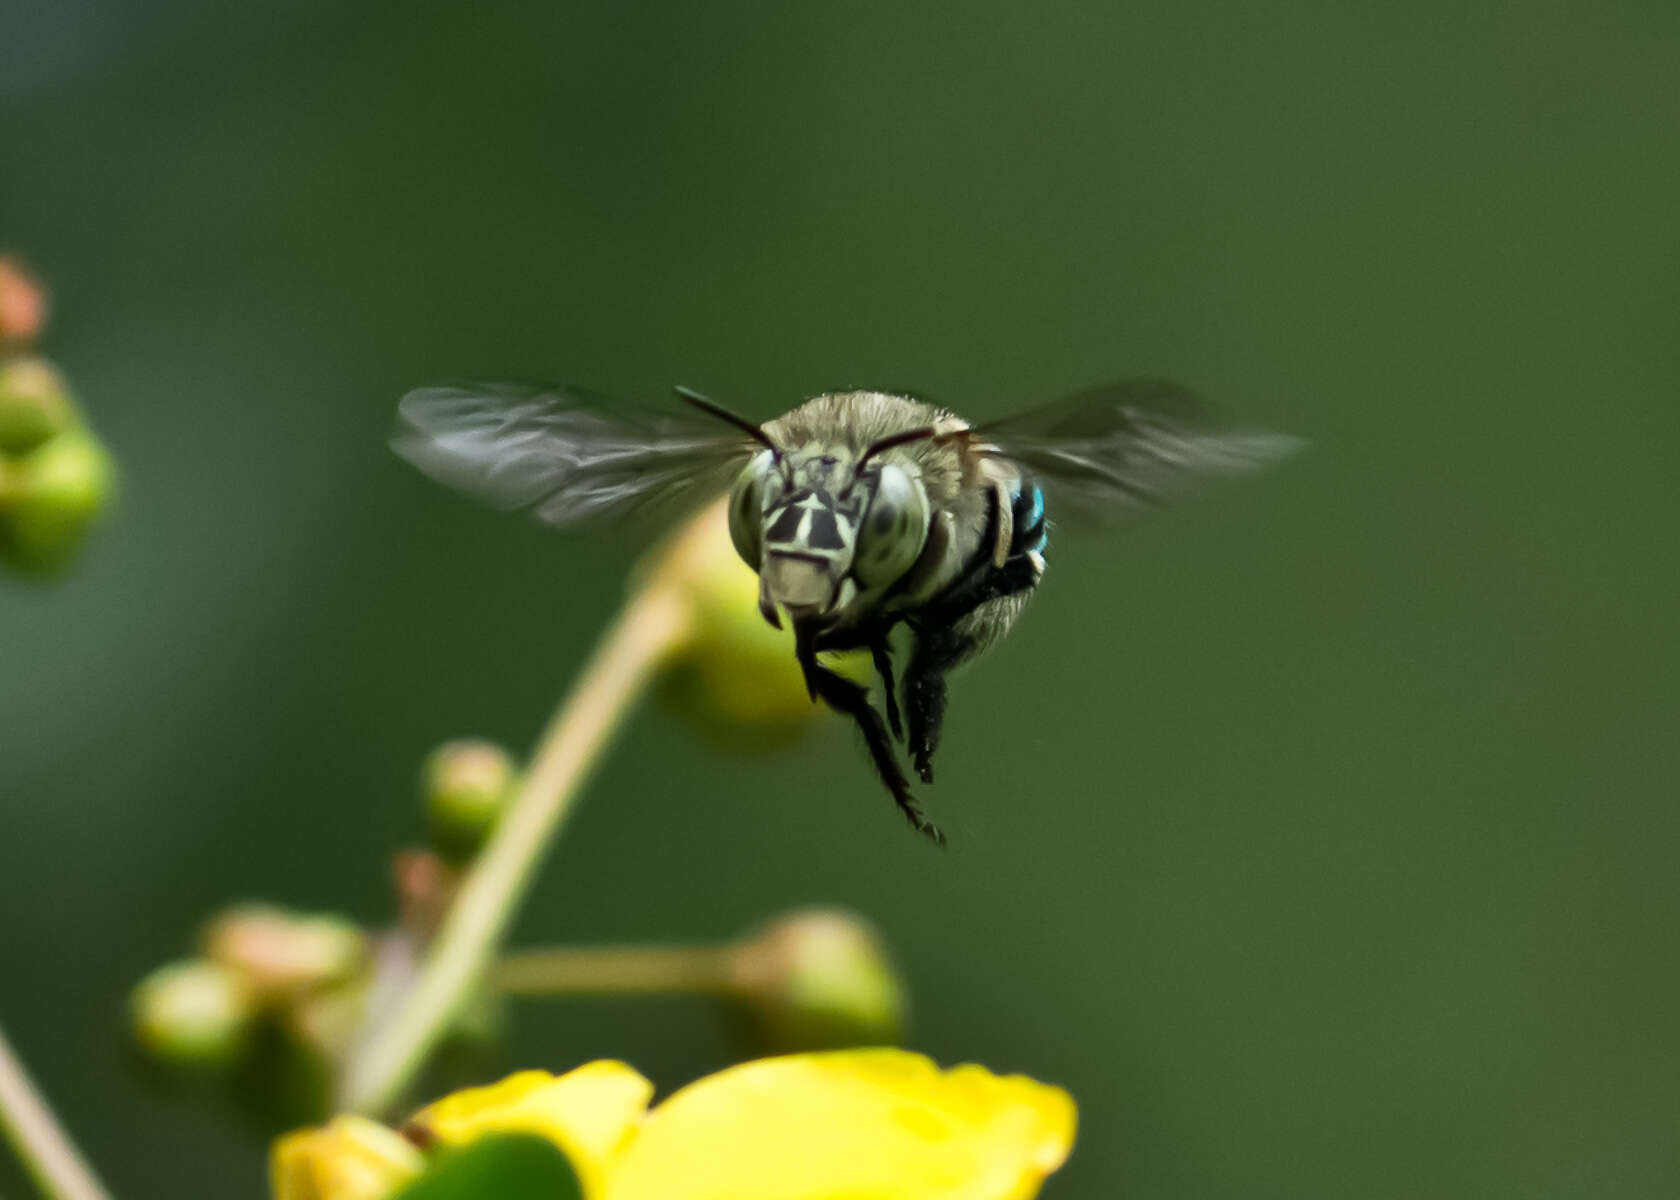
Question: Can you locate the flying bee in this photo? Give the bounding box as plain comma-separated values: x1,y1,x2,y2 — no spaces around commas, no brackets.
393,379,1297,844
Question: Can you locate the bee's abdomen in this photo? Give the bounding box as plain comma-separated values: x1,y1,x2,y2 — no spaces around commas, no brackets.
1009,477,1048,559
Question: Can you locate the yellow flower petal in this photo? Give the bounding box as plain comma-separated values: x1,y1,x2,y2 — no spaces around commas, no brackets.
406,1061,653,1192
602,1049,1076,1200
271,1115,423,1200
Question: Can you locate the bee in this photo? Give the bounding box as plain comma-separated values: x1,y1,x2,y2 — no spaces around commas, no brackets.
393,379,1297,844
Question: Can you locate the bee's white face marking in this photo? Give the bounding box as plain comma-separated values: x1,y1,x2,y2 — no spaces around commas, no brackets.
727,444,929,624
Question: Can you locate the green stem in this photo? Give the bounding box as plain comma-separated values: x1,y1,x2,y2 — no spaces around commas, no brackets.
338,582,693,1115
0,1023,111,1200
497,944,737,997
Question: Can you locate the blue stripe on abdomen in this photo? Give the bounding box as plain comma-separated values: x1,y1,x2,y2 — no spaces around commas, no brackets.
1009,478,1048,557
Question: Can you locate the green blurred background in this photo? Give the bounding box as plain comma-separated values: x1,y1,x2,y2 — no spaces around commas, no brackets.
4,1,1679,1195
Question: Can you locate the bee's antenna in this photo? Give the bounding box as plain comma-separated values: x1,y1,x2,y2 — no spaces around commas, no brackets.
857,426,946,470
675,386,778,453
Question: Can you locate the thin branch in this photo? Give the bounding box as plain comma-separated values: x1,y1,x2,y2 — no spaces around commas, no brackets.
497,944,736,997
0,1023,111,1200
337,580,693,1115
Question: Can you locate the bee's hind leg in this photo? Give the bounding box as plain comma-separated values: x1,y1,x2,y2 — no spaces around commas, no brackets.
797,627,944,845
905,552,1043,784
903,626,971,786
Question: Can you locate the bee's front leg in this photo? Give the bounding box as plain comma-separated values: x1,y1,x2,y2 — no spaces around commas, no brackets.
796,624,945,845
869,636,903,743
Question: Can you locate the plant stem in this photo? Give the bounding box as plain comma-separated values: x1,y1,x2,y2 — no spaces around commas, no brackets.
0,1024,111,1200
497,944,737,997
338,581,693,1115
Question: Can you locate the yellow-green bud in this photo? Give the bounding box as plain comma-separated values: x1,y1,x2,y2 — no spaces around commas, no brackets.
650,498,870,748
422,739,516,862
728,908,906,1053
285,979,370,1066
0,428,114,572
271,1114,424,1200
202,904,367,1000
131,959,257,1069
0,357,75,456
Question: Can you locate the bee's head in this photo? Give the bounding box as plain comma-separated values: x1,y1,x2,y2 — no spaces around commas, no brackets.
728,443,929,624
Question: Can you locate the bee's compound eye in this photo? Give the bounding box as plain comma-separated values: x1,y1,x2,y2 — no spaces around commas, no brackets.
728,450,776,568
853,463,929,587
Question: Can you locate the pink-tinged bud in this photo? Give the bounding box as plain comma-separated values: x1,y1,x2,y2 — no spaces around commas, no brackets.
392,848,462,939
0,258,47,347
201,904,368,1000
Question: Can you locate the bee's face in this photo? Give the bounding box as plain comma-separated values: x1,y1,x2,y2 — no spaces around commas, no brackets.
728,444,929,623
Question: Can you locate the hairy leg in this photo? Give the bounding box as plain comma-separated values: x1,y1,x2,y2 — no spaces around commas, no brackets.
798,627,944,844
869,636,904,743
904,553,1042,783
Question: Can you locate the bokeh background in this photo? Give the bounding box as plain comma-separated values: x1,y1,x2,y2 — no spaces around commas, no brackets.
4,1,1680,1196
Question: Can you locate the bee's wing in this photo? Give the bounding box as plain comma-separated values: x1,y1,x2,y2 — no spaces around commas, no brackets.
392,383,759,529
973,379,1301,519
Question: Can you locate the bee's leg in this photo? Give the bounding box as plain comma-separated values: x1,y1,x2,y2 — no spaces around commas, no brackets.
869,636,904,743
905,552,1044,783
903,628,964,785
797,626,944,845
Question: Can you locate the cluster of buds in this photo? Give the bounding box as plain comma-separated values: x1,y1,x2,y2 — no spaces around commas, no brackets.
131,739,906,1118
130,905,368,1072
128,740,519,1087
0,258,115,574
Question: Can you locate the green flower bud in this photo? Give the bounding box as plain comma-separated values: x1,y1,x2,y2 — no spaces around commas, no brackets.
131,959,257,1070
422,740,516,862
650,498,871,749
202,904,367,1001
727,908,906,1054
0,357,75,456
0,428,114,573
285,978,370,1066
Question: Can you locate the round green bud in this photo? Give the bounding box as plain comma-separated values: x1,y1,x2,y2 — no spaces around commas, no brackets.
422,739,516,861
201,904,367,1000
131,959,257,1070
0,357,74,456
728,908,907,1054
0,428,114,573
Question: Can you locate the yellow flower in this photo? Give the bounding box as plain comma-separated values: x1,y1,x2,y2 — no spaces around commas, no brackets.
603,1050,1076,1200
405,1061,652,1195
271,1115,423,1200
279,1050,1075,1200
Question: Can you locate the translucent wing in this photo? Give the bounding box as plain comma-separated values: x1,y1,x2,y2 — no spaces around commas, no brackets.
391,383,759,529
973,379,1301,518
